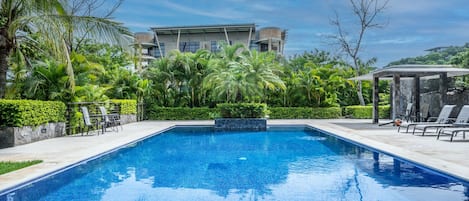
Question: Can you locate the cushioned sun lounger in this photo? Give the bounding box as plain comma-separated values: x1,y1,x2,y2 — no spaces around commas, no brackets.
412,105,469,136
398,105,456,133
437,125,469,141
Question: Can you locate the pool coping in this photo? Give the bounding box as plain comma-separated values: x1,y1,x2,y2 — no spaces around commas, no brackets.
0,119,468,195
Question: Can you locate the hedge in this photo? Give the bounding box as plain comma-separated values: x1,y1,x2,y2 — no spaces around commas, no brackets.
146,107,215,120
217,103,268,118
343,105,391,119
111,99,137,115
145,106,344,120
269,107,342,119
0,100,66,127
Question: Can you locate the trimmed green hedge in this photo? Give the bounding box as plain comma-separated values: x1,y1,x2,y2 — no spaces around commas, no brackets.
269,107,342,119
217,103,268,118
146,107,215,120
145,106,343,120
111,99,137,114
0,100,66,127
343,105,391,119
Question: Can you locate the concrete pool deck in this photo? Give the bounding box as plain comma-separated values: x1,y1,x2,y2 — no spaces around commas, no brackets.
0,119,468,192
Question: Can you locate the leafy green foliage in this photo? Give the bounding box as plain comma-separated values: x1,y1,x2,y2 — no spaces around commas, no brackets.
343,105,391,119
145,106,342,120
274,51,363,107
269,107,342,119
144,49,211,107
111,99,137,114
23,60,73,102
146,107,215,120
388,44,469,66
0,160,42,175
203,43,285,103
0,100,66,127
217,103,269,118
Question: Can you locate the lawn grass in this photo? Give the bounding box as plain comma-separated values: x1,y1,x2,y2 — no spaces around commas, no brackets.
0,160,42,175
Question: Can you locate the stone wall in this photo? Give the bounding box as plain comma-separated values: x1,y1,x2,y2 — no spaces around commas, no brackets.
120,114,137,125
215,118,267,131
401,78,465,118
0,122,66,148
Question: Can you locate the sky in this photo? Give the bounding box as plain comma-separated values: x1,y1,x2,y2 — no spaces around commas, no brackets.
112,0,469,67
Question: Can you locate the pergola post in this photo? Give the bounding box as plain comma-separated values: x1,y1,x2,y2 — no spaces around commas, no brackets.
224,27,230,44
413,76,420,121
176,29,181,51
373,76,379,124
439,73,448,108
392,74,401,120
154,31,164,58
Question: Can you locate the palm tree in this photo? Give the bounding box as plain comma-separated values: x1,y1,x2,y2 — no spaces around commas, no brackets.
237,50,285,102
187,49,211,107
143,57,175,106
23,59,71,101
204,44,285,103
203,43,247,102
0,0,132,98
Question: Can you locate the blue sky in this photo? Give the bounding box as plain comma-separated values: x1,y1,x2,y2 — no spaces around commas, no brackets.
113,0,469,67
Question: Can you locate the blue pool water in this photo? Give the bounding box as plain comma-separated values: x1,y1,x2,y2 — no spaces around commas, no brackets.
0,126,468,201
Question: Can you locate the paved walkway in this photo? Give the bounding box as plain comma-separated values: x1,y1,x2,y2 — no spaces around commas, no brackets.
0,119,468,192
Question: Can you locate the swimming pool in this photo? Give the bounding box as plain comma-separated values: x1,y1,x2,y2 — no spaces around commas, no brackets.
0,126,468,200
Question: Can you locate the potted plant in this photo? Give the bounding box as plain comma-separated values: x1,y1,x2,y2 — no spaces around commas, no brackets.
214,103,269,131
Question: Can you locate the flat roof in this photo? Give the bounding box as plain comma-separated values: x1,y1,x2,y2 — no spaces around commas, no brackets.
350,64,469,80
150,23,256,35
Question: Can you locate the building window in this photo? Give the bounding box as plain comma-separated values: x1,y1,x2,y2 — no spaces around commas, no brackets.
180,41,200,53
260,43,269,52
211,41,218,53
249,40,258,51
155,43,165,57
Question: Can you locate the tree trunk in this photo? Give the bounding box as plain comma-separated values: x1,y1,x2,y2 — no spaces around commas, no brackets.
357,80,366,105
0,28,13,99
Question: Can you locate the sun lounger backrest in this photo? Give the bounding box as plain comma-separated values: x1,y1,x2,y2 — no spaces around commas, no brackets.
435,105,456,123
454,105,469,123
80,106,92,126
403,103,413,121
99,106,111,123
420,103,430,120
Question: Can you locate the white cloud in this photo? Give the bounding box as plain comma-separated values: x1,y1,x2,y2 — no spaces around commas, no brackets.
159,0,249,20
373,37,422,45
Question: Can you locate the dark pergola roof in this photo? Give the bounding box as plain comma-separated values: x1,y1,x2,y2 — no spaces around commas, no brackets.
150,23,256,35
349,64,469,124
350,65,469,80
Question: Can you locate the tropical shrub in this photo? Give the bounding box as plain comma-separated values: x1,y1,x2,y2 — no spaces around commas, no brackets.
343,105,391,119
146,107,214,120
217,103,269,118
0,100,66,127
111,99,137,114
269,107,342,119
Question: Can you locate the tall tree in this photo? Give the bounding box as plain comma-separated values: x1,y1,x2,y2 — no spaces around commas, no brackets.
330,0,388,105
0,0,131,98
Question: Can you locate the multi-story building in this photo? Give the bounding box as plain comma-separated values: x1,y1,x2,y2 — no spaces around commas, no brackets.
134,23,287,67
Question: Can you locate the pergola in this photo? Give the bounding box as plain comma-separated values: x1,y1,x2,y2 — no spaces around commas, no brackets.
350,65,469,124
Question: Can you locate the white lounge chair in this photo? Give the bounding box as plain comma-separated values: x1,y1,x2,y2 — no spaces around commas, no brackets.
397,105,456,133
412,105,469,136
437,125,469,141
